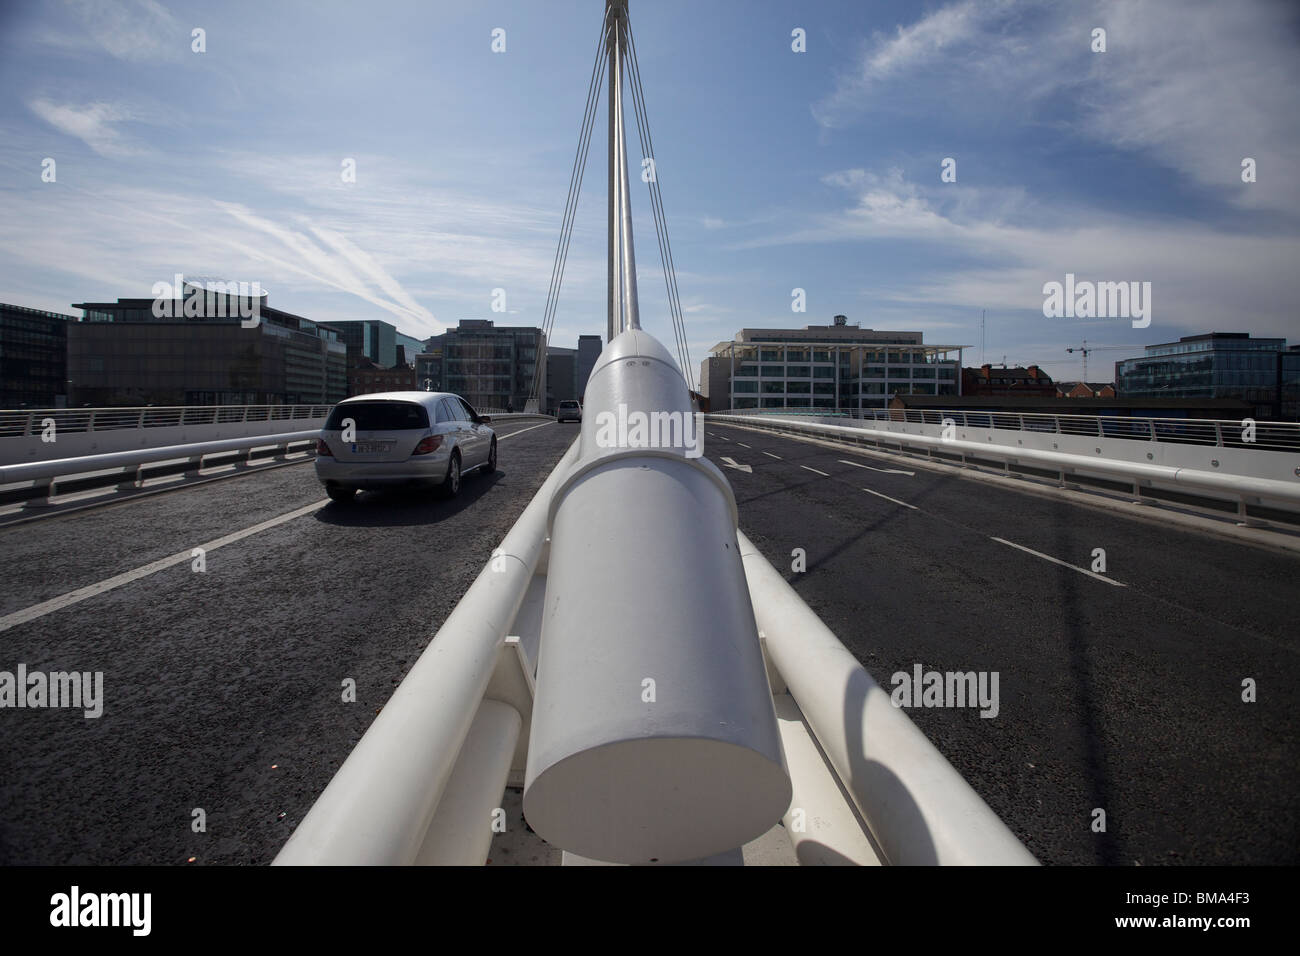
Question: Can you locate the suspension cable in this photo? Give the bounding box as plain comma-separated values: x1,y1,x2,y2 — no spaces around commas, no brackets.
624,9,694,390
528,13,611,405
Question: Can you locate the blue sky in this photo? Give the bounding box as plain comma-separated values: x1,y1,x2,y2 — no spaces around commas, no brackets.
1,0,1297,388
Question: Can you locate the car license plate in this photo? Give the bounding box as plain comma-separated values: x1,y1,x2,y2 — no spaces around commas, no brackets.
351,441,394,454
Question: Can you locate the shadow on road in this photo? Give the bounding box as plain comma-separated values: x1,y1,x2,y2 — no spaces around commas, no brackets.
312,469,504,527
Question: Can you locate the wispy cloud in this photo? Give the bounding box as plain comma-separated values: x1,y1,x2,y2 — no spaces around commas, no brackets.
27,99,141,158
737,167,1300,339
34,0,185,63
813,0,1300,214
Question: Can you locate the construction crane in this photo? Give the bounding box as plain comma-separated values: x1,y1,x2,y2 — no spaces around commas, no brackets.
1065,339,1130,382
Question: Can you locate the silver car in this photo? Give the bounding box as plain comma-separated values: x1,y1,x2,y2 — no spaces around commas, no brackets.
315,391,496,503
557,399,582,423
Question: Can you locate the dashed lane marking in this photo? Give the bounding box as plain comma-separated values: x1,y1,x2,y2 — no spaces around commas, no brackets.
0,499,329,633
837,459,914,477
990,537,1127,587
860,487,919,510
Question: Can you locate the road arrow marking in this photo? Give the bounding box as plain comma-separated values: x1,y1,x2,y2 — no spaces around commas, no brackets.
719,456,752,473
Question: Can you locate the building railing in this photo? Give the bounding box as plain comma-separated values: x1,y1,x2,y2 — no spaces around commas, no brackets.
0,405,333,438
720,407,1300,452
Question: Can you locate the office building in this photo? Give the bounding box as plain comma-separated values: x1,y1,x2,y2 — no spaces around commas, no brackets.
702,315,963,413
68,282,346,406
576,334,603,400
317,319,425,371
545,346,577,415
1115,332,1294,419
0,303,75,407
440,319,545,412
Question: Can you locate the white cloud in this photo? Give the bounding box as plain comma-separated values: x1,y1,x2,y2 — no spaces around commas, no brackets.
738,168,1300,341
27,99,140,158
813,0,1300,214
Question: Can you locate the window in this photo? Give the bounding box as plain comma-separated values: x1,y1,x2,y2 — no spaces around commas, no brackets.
327,401,429,430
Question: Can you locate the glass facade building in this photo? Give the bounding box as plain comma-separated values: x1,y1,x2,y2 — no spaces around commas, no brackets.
0,303,74,407
1115,333,1294,419
441,319,545,411
67,291,346,406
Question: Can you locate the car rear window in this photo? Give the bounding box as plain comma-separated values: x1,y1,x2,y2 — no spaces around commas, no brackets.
560,401,579,408
326,401,429,430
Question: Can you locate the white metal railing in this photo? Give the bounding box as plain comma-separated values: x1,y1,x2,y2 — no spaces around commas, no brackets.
719,407,1300,452
709,413,1300,524
0,431,318,507
0,404,332,438
738,530,1036,865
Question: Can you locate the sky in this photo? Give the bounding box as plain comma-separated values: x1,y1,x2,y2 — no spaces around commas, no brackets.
0,0,1297,389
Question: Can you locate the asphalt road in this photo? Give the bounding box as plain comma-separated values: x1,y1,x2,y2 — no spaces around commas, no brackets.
703,421,1300,865
0,420,576,865
2,414,1295,866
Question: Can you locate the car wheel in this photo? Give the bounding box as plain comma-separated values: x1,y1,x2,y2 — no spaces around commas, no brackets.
440,452,461,498
327,486,356,504
484,439,497,474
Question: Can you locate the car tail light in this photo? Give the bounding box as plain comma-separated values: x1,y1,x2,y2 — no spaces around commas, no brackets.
412,435,443,455
315,438,333,457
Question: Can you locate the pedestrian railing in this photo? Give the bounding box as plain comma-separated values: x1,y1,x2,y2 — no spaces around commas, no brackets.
720,407,1300,452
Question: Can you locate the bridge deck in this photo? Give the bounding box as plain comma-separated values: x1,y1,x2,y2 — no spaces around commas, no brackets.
1,419,1296,864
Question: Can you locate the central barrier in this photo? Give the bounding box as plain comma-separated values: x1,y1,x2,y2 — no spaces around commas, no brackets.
523,329,790,864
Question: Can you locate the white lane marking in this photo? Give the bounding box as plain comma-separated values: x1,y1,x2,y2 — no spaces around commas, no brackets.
719,456,752,473
990,537,1127,587
496,421,553,440
0,499,329,634
860,487,918,510
763,452,782,460
800,465,830,477
838,458,914,477
737,442,751,448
